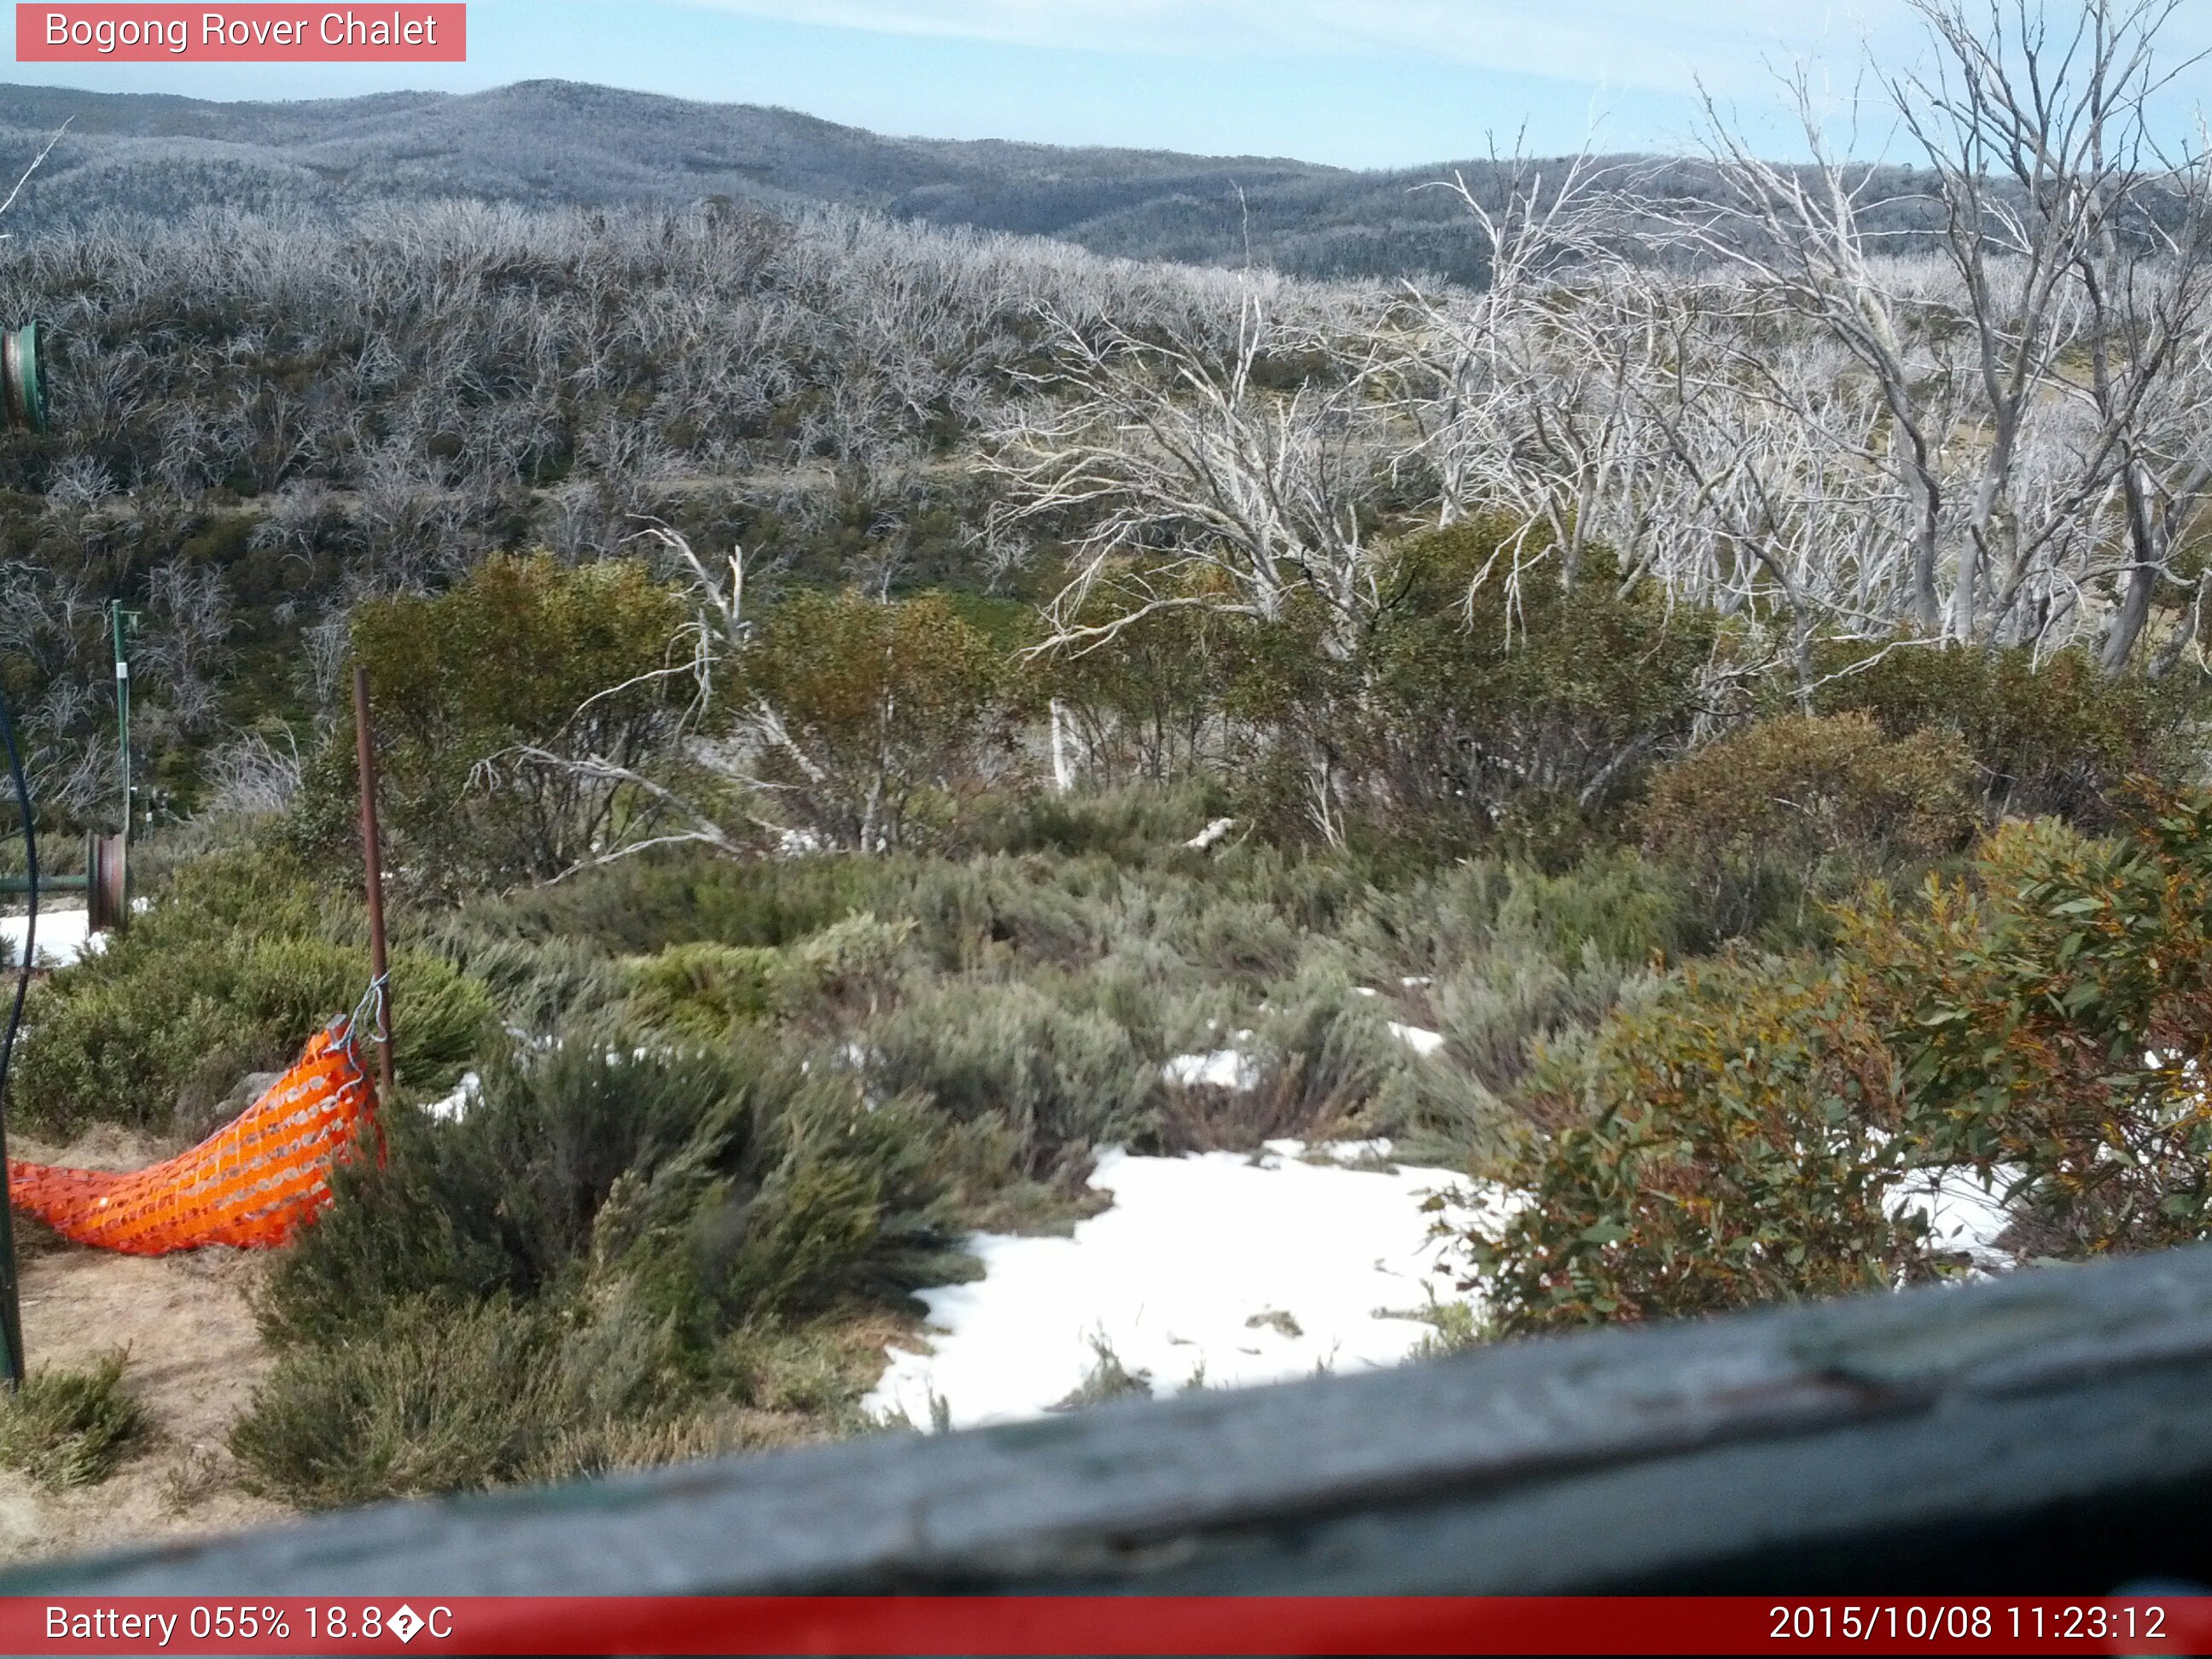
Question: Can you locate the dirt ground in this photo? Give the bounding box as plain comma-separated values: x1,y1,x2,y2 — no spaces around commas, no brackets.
0,1125,294,1567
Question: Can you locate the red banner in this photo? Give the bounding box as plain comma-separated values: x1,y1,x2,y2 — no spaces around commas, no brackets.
0,1597,2205,1655
15,4,465,61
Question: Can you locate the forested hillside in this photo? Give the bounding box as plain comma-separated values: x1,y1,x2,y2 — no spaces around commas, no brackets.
0,198,1343,818
0,79,1961,287
0,79,1503,282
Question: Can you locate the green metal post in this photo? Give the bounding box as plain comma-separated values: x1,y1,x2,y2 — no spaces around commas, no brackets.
1,324,45,437
111,603,135,847
0,323,49,1389
0,686,32,1391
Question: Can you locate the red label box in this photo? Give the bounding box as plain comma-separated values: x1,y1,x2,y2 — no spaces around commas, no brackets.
15,3,465,61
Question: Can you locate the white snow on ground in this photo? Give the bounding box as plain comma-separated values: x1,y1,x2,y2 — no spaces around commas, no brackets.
0,907,103,969
1161,1028,1258,1091
1165,1012,1451,1090
423,1071,481,1123
1888,1165,2021,1272
1388,1022,1447,1057
864,1139,1513,1430
1161,1049,1260,1091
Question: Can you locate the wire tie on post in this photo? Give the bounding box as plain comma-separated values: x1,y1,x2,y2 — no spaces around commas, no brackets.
344,972,391,1050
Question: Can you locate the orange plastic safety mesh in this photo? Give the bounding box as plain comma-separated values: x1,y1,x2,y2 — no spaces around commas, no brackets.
5,1021,377,1255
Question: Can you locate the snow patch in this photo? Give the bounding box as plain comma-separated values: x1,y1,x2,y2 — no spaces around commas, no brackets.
423,1071,481,1124
864,1141,1512,1430
1161,1049,1260,1091
1388,1022,1446,1058
1888,1165,2021,1272
1162,1029,1258,1091
1,908,103,969
1184,817,1237,852
1302,1138,1397,1163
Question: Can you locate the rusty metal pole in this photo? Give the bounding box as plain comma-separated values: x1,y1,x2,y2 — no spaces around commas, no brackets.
352,664,395,1098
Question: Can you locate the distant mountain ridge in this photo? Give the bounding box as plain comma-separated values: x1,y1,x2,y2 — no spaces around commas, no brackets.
0,79,1516,282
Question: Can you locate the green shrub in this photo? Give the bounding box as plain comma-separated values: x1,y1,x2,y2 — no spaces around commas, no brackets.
1345,851,1691,981
312,554,694,890
1154,958,1412,1156
259,1025,971,1353
1460,956,1934,1334
740,588,1008,852
262,1037,772,1345
876,856,1109,973
717,1315,894,1421
779,913,918,1018
621,913,922,1039
953,782,1233,862
1430,937,1651,1102
1245,958,1409,1136
421,926,623,1037
625,943,783,1037
1639,712,1976,940
1048,945,1238,1080
12,850,492,1134
1810,642,2198,826
1464,788,2212,1331
1838,800,2212,1255
1487,852,1696,964
0,1351,148,1489
460,851,881,956
253,1099,518,1351
233,1293,872,1509
1027,588,1230,789
711,1089,977,1317
867,980,1156,1173
233,1298,570,1509
1168,897,1306,982
1642,713,1976,871
1231,523,1721,860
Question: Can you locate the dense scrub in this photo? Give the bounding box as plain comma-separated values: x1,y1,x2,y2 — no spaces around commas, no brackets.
212,818,1691,1503
8,849,489,1137
1460,794,2212,1333
1,493,2203,1508
0,196,1337,820
8,137,2212,1510
0,1352,147,1490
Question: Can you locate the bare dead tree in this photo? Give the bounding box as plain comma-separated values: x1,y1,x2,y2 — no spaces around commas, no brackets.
0,125,65,236
1372,1,2212,678
137,562,234,737
200,729,304,820
988,288,1399,662
1643,0,2212,664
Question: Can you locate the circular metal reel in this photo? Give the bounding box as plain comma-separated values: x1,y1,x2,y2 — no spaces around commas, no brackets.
84,833,127,935
2,325,48,436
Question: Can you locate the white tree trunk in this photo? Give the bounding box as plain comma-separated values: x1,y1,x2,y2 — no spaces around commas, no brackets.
1050,697,1075,795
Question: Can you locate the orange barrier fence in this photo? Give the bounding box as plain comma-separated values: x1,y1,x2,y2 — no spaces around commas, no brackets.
5,1019,377,1254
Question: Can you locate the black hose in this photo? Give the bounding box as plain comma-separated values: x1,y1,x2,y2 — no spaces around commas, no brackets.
0,685,32,1387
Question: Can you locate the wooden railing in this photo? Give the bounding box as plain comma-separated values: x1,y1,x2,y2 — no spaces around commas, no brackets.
12,1244,2212,1595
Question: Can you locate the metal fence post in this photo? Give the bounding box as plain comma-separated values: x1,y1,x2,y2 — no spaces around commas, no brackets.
352,666,395,1098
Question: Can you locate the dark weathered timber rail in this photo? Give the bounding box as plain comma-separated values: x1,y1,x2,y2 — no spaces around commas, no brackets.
15,1247,2212,1596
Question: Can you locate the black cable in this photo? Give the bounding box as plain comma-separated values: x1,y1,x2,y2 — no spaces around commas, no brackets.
0,684,32,1388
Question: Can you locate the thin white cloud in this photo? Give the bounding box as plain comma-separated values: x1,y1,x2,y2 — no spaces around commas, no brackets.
670,0,1912,96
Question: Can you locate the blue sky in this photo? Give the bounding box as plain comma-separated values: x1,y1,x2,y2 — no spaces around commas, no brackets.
9,1,2212,169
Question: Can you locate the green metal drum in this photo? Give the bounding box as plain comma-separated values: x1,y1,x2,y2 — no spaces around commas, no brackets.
3,324,47,434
